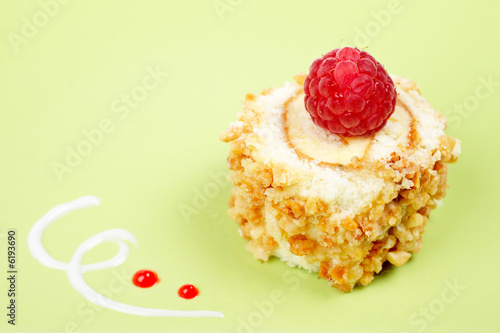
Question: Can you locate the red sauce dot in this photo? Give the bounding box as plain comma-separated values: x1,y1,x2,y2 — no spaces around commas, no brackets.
178,284,199,299
132,270,159,288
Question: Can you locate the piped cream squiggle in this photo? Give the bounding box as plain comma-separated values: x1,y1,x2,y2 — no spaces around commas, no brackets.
27,196,224,318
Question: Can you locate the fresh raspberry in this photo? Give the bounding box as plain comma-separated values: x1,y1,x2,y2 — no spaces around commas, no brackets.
304,47,397,137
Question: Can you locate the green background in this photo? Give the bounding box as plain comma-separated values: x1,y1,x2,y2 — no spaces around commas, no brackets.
1,0,499,332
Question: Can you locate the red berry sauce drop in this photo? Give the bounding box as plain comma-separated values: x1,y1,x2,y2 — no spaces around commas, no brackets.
132,270,159,288
178,284,199,299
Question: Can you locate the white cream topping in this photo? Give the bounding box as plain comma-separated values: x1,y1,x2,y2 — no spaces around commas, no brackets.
249,83,385,219
286,92,412,165
27,196,224,318
244,76,451,220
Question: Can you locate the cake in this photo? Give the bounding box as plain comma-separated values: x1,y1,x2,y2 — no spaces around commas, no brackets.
219,48,460,292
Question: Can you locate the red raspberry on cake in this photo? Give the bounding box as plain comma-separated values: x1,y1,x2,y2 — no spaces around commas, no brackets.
304,47,397,137
221,46,461,292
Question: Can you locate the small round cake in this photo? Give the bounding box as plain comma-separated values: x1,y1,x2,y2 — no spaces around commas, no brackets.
220,49,460,292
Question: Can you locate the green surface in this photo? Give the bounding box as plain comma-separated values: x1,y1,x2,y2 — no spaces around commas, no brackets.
1,1,499,332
